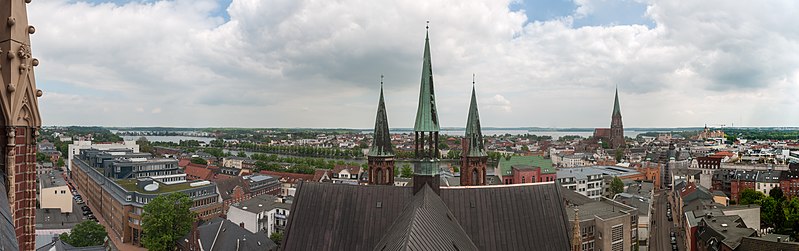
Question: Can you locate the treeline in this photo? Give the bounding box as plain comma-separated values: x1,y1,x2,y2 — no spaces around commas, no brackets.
249,153,363,174
723,128,799,140
234,142,364,159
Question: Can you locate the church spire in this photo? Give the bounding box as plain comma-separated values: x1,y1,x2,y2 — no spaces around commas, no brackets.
413,21,439,132
465,75,486,157
612,86,621,116
368,76,394,157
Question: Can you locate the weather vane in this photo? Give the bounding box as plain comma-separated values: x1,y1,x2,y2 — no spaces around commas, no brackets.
426,20,429,30
473,73,476,85
380,74,384,86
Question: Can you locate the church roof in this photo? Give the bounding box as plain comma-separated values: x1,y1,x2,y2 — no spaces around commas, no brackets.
282,182,572,251
612,87,621,116
413,29,440,132
373,185,477,251
369,83,395,157
464,83,486,157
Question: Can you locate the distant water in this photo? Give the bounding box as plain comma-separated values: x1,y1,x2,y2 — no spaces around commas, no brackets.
370,129,642,138
121,135,216,144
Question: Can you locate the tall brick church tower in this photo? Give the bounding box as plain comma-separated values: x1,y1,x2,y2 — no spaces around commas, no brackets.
609,87,624,148
367,78,395,185
460,78,487,186
1,0,43,249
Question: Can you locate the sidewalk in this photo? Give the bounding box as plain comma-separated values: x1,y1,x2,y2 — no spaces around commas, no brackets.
71,178,146,251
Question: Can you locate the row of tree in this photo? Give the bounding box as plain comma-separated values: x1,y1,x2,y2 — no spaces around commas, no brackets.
739,187,799,237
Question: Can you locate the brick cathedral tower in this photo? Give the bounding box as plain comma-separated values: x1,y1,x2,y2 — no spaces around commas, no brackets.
609,87,624,148
367,77,395,185
412,23,441,195
1,0,43,249
460,77,487,186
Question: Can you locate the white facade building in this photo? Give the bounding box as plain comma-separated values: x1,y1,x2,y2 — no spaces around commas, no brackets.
557,168,605,199
226,194,291,236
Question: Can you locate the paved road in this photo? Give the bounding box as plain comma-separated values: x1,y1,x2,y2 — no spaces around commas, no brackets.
651,190,686,251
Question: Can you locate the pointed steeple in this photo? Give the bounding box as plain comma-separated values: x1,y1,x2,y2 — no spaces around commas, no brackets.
413,23,439,132
369,76,394,157
612,86,621,116
465,75,486,157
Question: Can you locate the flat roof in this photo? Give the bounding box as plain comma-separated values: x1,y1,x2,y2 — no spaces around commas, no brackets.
38,171,68,189
115,179,210,194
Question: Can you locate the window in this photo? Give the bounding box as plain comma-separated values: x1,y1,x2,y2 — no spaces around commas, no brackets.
611,224,624,251
522,176,526,183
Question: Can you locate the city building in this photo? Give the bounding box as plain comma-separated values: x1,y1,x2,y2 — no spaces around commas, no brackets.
226,194,291,236
781,162,799,199
694,215,756,251
67,140,139,173
614,182,654,249
216,174,280,213
71,149,223,246
36,237,105,251
562,187,639,251
497,155,556,184
37,170,73,214
329,165,363,184
0,1,43,248
258,170,314,196
178,218,277,251
557,167,605,199
281,27,572,250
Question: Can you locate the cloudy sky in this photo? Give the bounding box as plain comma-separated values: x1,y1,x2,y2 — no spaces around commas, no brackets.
30,0,799,128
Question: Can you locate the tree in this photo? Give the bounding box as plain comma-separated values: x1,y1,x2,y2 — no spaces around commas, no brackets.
190,157,207,165
137,137,154,154
610,177,624,197
759,196,777,227
36,152,48,163
521,145,529,152
615,148,623,163
56,158,65,167
237,151,247,158
270,231,283,246
739,189,765,205
141,193,197,251
400,164,413,178
59,220,107,247
770,186,784,201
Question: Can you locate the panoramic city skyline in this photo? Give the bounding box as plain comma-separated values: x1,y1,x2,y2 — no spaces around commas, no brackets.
30,0,799,128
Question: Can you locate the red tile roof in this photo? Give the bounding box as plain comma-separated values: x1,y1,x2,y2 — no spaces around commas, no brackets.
184,165,214,181
313,169,331,182
178,159,191,168
259,170,314,184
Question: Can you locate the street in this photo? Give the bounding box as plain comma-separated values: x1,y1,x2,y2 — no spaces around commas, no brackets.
651,190,686,251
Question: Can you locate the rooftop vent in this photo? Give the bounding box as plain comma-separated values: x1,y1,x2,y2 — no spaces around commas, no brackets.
144,183,159,192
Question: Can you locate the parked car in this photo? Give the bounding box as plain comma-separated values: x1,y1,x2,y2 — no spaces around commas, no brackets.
82,210,92,216
81,206,90,211
672,243,678,251
670,231,676,238
671,236,677,244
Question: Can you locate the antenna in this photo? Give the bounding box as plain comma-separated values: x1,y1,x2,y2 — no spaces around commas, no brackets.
380,74,384,86
472,73,475,85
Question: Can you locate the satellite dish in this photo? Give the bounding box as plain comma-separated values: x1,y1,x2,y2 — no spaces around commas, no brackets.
144,183,159,192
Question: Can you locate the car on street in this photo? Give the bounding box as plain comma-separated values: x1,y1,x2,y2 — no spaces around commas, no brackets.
671,236,677,244
672,243,678,251
670,231,676,238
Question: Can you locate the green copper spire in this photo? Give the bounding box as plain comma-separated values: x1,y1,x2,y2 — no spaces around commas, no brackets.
369,77,394,157
612,86,621,116
413,25,440,132
465,76,486,157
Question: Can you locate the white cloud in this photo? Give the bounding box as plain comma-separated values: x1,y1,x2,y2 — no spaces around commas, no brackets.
27,0,799,128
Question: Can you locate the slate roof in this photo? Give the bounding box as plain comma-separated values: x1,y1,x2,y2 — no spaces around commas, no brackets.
282,182,571,251
696,215,756,250
35,237,104,251
373,185,478,251
0,175,18,250
182,218,278,251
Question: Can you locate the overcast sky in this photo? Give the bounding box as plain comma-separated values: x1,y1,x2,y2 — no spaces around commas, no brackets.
30,0,799,128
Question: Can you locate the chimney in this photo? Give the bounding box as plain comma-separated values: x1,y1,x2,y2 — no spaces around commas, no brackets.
239,222,245,228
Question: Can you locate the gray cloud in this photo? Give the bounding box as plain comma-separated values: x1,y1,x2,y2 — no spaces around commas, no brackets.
28,0,799,128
